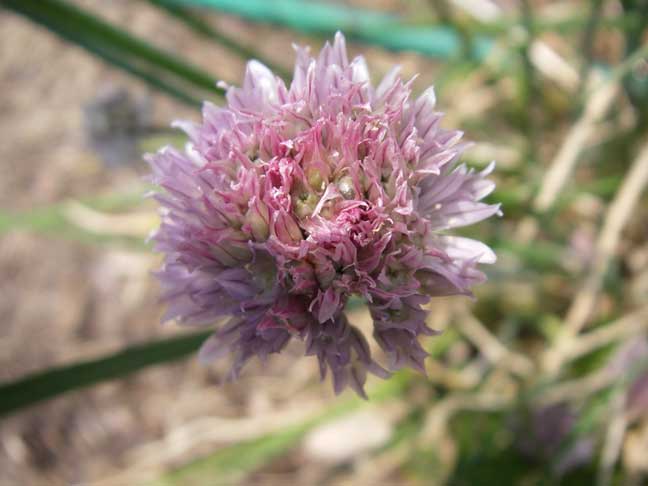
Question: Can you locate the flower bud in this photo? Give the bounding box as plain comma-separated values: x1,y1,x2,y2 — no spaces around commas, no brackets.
336,175,356,199
244,197,270,240
272,211,303,244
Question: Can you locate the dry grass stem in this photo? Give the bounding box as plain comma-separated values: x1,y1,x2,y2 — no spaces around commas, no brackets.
529,41,580,92
420,391,513,444
544,140,648,373
63,201,157,237
455,307,534,376
450,0,501,22
534,77,617,212
538,369,616,406
425,359,482,389
597,393,628,486
566,305,648,361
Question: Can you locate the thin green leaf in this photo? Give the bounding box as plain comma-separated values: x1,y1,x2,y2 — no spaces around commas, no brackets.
493,240,565,272
147,0,292,82
1,0,222,105
0,331,212,417
0,191,151,250
38,18,203,106
162,0,493,60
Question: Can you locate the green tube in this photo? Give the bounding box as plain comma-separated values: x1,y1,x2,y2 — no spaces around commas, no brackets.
162,0,494,60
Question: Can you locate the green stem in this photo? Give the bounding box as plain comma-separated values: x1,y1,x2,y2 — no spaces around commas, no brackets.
579,0,605,90
518,0,539,162
148,0,292,82
1,0,223,103
163,0,493,60
620,0,648,128
0,331,212,417
428,0,473,60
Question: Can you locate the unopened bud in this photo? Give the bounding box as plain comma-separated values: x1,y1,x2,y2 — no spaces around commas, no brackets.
273,211,303,244
244,197,270,240
337,176,356,199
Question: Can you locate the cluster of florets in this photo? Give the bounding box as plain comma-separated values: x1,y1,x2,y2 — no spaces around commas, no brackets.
148,33,499,396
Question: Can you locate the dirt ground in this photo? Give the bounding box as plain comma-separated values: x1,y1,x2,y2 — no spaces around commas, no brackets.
0,2,442,485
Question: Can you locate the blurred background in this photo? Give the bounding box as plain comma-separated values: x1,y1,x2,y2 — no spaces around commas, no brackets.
0,0,647,484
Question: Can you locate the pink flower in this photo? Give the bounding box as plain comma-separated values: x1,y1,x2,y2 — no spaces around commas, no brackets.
148,33,499,396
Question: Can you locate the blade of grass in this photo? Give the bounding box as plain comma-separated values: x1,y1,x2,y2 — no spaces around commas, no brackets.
0,330,212,417
163,0,493,61
620,0,648,128
0,206,149,250
20,0,219,91
147,0,292,82
517,0,539,161
37,18,203,106
163,0,397,35
428,0,474,60
1,0,222,104
578,0,605,89
0,190,152,250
